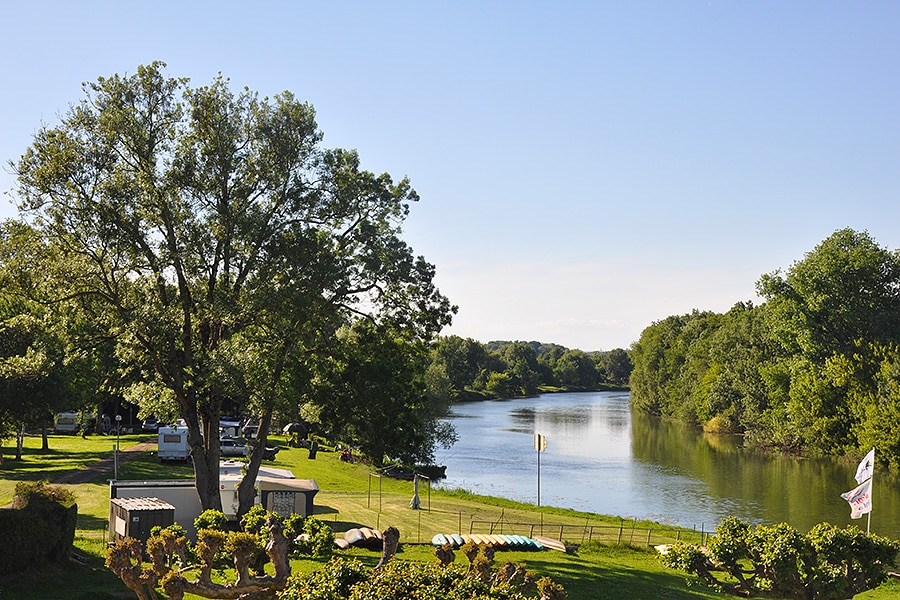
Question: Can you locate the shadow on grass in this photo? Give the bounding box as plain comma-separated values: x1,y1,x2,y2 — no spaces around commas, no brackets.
118,453,193,480
0,545,126,600
77,512,113,532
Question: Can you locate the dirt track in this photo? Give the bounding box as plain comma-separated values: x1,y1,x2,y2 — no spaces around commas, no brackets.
56,440,157,484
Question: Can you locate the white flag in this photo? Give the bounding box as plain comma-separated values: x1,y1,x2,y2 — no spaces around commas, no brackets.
841,478,873,519
855,448,875,484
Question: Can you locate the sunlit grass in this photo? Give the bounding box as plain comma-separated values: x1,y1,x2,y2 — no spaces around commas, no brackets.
2,433,898,599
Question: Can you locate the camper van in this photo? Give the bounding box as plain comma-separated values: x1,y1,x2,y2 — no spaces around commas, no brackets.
157,424,190,461
54,411,81,434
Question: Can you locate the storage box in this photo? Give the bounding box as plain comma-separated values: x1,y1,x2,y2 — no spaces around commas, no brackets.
109,497,176,544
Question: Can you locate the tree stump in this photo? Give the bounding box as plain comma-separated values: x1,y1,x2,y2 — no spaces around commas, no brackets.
375,526,400,570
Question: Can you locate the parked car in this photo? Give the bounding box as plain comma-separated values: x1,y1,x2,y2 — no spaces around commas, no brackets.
142,416,159,432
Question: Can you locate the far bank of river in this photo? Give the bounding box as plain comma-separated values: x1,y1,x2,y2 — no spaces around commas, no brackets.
432,391,900,538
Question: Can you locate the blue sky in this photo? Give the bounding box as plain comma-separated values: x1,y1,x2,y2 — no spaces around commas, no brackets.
1,2,898,350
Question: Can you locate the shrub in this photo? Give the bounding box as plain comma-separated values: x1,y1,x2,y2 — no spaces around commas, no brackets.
194,508,228,532
293,516,334,558
661,517,900,599
280,555,564,600
0,482,78,575
12,480,76,508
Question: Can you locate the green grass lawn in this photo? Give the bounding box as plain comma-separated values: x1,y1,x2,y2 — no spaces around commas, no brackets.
1,433,898,600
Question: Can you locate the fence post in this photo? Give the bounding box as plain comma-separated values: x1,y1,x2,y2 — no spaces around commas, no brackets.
629,518,636,544
617,521,623,545
646,528,651,547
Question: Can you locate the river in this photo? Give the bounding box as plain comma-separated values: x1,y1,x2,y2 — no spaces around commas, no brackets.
432,391,900,538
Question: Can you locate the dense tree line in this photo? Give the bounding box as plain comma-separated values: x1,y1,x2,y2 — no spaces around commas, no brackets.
426,337,632,402
630,228,900,468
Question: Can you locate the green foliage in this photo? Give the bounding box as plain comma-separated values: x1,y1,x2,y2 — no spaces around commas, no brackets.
630,229,900,466
279,557,561,600
293,516,335,558
280,558,370,600
0,299,77,437
426,336,631,402
12,61,454,510
224,530,258,555
194,509,228,532
661,517,899,599
12,480,75,508
308,321,455,466
0,485,78,575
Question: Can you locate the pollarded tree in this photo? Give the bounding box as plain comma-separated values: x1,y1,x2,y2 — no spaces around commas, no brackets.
11,62,454,510
662,517,899,599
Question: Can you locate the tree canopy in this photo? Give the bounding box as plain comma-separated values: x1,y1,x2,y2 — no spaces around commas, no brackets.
630,228,900,467
8,62,454,510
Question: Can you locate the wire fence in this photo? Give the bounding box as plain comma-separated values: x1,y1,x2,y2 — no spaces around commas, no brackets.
467,518,710,548
316,488,711,549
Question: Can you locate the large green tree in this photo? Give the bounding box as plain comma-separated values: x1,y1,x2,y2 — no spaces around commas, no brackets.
307,321,457,467
757,228,900,361
10,62,453,510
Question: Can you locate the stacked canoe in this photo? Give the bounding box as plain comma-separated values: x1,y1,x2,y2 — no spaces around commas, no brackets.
431,533,566,552
334,526,383,550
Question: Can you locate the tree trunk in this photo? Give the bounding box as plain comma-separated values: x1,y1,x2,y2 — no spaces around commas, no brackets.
41,423,49,451
187,411,223,512
237,409,274,518
15,423,24,460
375,527,400,569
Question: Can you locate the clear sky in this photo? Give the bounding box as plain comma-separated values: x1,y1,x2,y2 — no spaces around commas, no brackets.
1,2,898,351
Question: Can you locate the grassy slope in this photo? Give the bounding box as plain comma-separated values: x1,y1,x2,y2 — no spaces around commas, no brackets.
1,433,898,600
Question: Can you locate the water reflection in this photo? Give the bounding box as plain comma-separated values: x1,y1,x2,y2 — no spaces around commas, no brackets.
434,391,900,537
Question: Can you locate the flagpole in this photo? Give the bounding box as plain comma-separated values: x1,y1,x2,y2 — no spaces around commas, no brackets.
867,467,872,534
868,448,874,533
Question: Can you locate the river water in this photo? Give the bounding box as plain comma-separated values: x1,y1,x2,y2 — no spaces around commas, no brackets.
432,391,900,538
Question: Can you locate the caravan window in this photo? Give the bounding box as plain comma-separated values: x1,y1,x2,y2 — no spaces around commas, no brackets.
163,434,182,443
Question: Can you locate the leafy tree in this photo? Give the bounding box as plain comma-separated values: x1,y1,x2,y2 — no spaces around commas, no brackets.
307,321,456,467
430,336,490,398
497,342,541,397
552,349,597,389
695,302,772,435
595,348,632,386
757,228,900,361
662,517,899,599
629,310,721,421
10,62,453,510
0,302,73,456
827,343,900,468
